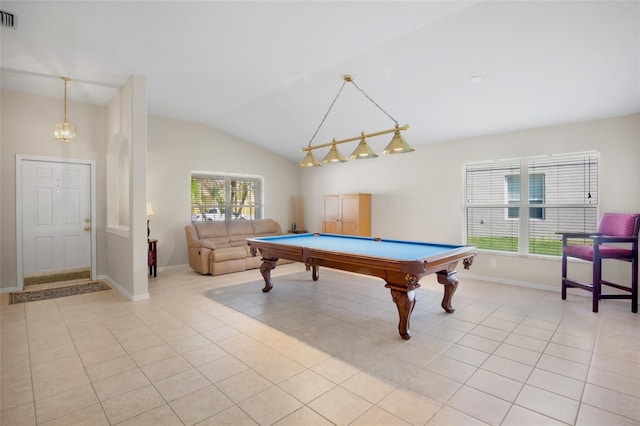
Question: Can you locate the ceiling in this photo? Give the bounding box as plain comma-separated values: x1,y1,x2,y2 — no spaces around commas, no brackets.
2,1,639,162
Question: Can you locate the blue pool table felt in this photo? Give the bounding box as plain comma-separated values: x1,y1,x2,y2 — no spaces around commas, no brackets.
254,233,464,261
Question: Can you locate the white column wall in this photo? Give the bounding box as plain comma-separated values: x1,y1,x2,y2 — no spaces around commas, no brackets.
104,77,149,300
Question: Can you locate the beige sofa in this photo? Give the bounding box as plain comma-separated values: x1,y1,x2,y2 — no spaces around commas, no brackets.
185,219,289,275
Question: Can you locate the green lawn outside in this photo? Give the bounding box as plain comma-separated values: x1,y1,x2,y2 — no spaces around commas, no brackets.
468,236,564,256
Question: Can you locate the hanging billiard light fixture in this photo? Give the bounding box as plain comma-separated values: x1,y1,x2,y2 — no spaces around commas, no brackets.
54,76,76,142
298,75,412,167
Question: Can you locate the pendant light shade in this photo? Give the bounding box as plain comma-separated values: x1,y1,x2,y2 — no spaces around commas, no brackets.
54,77,76,142
54,122,76,142
383,128,415,154
298,150,321,167
322,142,348,164
350,136,378,160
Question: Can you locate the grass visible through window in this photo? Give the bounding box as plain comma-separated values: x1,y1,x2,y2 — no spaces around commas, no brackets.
467,236,564,255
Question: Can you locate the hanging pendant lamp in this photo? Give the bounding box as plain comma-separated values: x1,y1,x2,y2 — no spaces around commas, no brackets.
54,76,76,142
299,75,412,167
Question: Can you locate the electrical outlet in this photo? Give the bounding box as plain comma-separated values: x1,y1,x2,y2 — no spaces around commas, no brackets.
490,259,497,268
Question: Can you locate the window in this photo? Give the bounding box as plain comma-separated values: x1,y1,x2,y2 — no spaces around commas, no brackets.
466,152,598,256
191,174,262,221
506,174,545,220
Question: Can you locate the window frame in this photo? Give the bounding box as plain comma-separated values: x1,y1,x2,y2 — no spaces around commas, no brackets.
190,172,264,222
465,152,598,257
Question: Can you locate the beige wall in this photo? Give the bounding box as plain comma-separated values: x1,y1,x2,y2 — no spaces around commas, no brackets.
1,90,107,290
300,114,640,289
2,86,637,293
1,89,299,291
146,115,299,268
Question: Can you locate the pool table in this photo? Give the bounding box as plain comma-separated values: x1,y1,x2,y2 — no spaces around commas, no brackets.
247,233,476,340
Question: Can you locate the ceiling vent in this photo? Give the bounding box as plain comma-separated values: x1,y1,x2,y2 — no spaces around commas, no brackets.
1,11,16,29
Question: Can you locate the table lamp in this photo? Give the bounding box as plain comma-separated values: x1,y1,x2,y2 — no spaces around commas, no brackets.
146,201,154,241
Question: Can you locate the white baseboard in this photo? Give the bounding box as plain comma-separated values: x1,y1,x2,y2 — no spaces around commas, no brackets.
99,274,150,301
0,286,21,294
458,272,560,293
131,292,150,301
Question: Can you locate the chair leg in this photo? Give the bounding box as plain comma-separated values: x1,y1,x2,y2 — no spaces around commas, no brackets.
592,258,601,313
561,254,567,300
632,258,638,313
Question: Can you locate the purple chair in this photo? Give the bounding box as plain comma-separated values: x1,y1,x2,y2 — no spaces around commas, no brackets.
561,213,639,312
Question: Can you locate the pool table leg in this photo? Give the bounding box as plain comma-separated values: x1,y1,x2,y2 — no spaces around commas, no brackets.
260,258,278,292
390,289,416,340
305,264,320,281
437,270,458,313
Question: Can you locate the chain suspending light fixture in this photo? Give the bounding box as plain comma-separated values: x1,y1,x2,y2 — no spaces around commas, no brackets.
54,76,76,142
298,75,413,167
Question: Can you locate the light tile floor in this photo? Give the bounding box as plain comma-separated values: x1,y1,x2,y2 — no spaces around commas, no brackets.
1,263,639,425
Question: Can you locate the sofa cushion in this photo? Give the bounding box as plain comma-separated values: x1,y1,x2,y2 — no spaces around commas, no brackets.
252,219,281,236
194,222,230,246
211,258,246,276
211,246,249,262
228,220,255,247
189,240,217,250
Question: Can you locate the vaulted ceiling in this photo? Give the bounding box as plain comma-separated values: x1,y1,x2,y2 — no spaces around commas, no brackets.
2,1,638,162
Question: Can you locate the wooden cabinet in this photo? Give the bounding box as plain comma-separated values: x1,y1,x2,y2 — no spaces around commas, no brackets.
322,194,371,236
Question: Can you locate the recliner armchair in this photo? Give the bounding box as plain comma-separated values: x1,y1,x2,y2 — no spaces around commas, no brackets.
560,212,639,312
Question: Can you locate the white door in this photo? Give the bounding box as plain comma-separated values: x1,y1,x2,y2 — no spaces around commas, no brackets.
21,160,92,283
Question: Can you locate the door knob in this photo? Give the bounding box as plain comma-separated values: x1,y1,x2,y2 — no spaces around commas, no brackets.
84,226,91,231
85,218,91,223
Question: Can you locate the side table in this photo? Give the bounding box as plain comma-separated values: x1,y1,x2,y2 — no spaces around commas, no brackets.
148,239,158,277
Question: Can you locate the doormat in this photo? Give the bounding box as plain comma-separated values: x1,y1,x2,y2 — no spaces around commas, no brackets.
9,281,111,304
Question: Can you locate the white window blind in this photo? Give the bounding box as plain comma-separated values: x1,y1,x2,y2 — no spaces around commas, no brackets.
465,152,598,255
528,154,598,255
191,174,262,221
466,161,520,252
